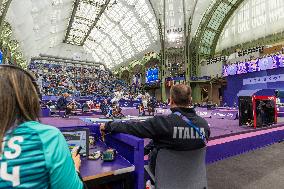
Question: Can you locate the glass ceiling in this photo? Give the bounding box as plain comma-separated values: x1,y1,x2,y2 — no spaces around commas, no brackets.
5,0,214,68
65,0,159,68
217,0,284,51
152,0,185,48
0,0,11,18
64,0,109,45
195,0,243,56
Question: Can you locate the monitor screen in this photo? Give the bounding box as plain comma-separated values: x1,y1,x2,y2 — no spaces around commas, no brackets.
146,68,159,83
0,50,2,64
61,129,89,156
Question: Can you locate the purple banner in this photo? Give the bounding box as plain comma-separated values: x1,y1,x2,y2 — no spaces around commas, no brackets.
165,76,185,81
223,54,284,76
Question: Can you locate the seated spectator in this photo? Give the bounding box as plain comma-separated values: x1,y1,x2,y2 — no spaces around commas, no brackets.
0,65,84,188
29,62,136,99
100,99,111,116
81,102,90,112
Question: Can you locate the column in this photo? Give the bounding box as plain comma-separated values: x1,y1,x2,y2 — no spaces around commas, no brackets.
191,83,201,103
161,55,167,102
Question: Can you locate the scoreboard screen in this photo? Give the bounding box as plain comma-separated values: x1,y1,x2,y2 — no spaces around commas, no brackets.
0,50,2,64
146,68,159,83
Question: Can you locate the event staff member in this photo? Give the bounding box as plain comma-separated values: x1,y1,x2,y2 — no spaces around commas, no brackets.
100,84,210,174
0,65,84,188
100,99,111,116
56,93,71,117
147,97,156,116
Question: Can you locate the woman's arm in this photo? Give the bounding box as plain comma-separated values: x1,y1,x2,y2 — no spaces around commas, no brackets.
39,126,84,189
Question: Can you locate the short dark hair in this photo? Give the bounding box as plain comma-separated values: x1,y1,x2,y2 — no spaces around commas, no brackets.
170,84,192,107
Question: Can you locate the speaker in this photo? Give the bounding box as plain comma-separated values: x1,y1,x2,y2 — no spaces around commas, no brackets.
238,96,253,126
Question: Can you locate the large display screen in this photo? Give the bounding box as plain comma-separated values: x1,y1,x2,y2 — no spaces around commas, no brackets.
146,68,159,83
223,54,284,76
0,50,3,64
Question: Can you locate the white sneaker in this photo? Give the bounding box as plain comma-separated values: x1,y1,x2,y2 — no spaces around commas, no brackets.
146,180,155,189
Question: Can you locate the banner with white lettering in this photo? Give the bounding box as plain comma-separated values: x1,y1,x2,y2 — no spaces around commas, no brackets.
243,74,284,85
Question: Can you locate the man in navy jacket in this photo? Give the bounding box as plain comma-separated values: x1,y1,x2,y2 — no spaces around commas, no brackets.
56,93,71,117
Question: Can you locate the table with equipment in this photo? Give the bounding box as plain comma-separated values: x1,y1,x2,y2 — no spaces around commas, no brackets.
58,124,144,189
80,140,135,189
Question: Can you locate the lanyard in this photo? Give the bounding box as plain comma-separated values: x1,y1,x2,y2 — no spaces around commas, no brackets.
174,112,207,143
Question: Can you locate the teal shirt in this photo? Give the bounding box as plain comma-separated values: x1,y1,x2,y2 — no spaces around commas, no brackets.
0,121,83,189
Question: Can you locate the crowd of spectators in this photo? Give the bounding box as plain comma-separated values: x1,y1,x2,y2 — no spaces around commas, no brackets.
29,62,135,99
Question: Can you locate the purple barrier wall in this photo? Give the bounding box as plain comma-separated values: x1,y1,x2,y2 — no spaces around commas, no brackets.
42,95,141,107
105,134,144,189
206,128,284,164
41,108,51,117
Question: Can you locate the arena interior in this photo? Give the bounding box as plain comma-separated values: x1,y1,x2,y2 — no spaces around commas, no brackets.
0,0,284,189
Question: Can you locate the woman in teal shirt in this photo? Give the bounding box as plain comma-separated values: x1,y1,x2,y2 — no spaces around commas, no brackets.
0,65,84,189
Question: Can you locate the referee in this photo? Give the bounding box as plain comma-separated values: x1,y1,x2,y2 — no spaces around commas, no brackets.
100,84,210,174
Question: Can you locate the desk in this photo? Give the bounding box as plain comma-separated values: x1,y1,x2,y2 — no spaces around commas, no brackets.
59,128,135,189
81,154,135,188
81,156,134,181
58,125,144,189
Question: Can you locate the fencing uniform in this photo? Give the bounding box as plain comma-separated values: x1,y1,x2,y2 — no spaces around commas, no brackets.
0,121,83,189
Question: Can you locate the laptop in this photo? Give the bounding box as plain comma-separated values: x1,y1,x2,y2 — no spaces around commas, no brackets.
61,128,89,157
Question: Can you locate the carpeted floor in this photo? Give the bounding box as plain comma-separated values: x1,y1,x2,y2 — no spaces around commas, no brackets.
40,112,284,137
205,118,251,138
207,142,284,189
40,116,92,127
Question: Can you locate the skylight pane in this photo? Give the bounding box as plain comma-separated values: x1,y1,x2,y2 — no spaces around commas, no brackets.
65,0,109,45
132,29,150,51
66,0,158,67
106,3,127,22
